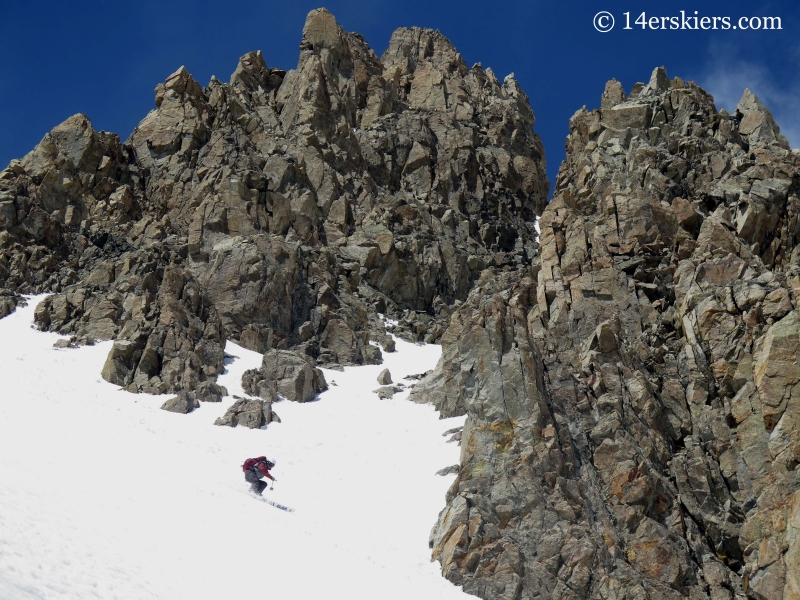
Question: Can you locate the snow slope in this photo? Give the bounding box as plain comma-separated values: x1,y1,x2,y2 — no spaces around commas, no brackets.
0,296,470,600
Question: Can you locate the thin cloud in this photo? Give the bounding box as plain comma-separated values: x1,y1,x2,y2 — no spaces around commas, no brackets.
692,41,800,149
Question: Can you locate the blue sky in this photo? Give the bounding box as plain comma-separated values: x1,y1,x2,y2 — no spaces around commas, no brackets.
1,0,798,192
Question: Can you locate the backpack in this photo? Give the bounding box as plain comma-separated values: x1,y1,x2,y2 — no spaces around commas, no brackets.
242,457,274,472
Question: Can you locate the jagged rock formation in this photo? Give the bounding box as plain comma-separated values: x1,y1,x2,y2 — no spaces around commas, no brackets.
424,67,800,600
0,9,546,399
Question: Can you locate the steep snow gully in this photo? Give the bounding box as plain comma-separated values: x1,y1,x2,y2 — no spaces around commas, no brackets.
0,296,470,600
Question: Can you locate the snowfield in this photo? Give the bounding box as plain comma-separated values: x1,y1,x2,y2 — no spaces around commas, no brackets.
0,296,470,600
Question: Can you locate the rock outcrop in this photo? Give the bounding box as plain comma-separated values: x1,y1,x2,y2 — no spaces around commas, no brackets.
161,391,200,414
0,289,24,319
214,396,278,428
423,67,800,600
0,8,547,408
242,349,327,402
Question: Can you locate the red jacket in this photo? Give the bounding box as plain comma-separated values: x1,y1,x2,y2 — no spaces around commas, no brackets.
245,456,275,481
257,461,275,481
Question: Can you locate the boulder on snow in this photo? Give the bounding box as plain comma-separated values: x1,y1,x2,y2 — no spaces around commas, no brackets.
53,337,78,349
161,391,200,414
214,396,278,429
377,368,392,385
242,349,327,402
374,385,404,399
195,381,228,403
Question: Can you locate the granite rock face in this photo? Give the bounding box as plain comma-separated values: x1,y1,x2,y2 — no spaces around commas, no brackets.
0,9,547,401
424,68,800,600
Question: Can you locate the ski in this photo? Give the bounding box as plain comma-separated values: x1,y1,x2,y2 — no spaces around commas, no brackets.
261,497,294,512
249,492,295,512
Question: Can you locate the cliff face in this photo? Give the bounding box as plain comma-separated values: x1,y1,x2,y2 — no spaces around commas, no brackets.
0,8,546,397
425,67,800,600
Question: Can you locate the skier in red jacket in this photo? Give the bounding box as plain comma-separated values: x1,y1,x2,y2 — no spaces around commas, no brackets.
243,456,276,495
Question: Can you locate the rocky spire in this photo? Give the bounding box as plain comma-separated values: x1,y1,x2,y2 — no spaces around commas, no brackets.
736,88,789,149
0,9,546,411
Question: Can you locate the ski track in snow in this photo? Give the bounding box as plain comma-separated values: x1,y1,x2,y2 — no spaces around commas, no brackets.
0,296,470,600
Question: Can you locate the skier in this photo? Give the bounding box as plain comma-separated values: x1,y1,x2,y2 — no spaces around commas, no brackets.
242,456,276,495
